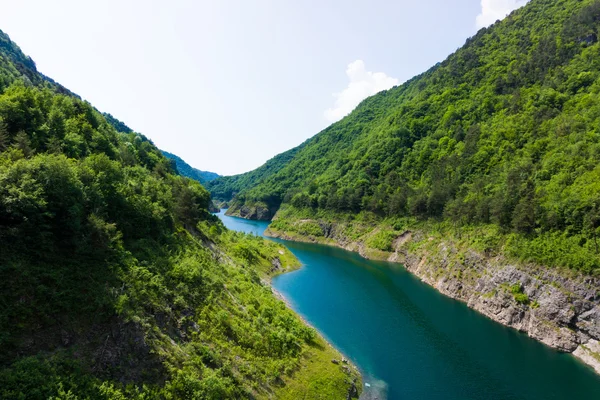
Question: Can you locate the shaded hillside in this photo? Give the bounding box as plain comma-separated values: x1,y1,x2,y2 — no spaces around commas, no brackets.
210,0,600,273
0,29,359,399
162,150,220,184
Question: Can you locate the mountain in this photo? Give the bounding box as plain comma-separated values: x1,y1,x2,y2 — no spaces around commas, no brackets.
208,0,600,370
0,29,360,398
207,144,304,215
162,150,220,184
211,0,600,272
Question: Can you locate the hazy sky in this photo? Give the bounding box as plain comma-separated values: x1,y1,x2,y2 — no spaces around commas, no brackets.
0,0,528,175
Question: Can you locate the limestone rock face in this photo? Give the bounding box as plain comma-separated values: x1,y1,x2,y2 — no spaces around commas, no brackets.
270,256,282,273
267,218,600,374
225,203,272,221
574,340,600,374
397,242,600,363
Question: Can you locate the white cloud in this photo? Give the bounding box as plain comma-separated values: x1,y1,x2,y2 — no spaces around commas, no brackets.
476,0,529,29
324,60,398,123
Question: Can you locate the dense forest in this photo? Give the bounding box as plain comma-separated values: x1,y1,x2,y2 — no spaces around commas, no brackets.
209,0,600,273
208,145,303,204
162,151,220,185
0,29,359,398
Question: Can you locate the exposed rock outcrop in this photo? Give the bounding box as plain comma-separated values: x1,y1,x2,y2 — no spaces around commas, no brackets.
270,256,282,273
574,340,600,374
399,249,600,356
225,202,272,220
266,221,600,374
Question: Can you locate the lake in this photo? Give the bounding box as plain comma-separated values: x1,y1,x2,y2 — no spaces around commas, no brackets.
216,210,600,400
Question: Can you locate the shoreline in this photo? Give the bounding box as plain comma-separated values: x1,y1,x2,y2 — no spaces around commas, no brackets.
263,225,600,376
267,267,383,400
219,209,369,396
270,283,360,372
217,209,364,398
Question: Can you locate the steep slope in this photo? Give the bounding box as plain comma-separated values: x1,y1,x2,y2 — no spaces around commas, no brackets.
99,118,221,186
209,0,600,371
0,29,360,398
102,112,134,134
162,150,220,184
212,0,600,272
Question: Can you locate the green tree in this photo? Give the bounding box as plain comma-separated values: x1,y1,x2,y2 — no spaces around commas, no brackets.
0,119,8,151
13,130,32,157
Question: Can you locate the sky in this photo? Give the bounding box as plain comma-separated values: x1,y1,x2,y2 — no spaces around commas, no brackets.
0,0,528,175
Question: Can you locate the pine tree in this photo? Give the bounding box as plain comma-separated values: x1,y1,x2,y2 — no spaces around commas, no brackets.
14,130,32,157
46,136,62,154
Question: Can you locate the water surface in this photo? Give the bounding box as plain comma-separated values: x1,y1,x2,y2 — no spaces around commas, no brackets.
217,210,600,400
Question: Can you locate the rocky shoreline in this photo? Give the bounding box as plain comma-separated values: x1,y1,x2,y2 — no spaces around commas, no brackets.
265,225,600,375
224,203,272,221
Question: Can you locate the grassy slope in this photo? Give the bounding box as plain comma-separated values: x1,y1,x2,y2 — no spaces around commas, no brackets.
220,230,362,400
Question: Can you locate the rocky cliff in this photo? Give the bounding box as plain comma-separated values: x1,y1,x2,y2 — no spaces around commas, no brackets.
225,202,272,220
397,234,600,374
266,220,600,375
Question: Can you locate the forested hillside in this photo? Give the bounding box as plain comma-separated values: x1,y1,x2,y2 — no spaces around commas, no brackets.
211,0,600,273
208,144,303,204
0,29,359,398
162,151,220,184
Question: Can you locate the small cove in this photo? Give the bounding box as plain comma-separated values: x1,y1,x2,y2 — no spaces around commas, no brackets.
216,210,600,400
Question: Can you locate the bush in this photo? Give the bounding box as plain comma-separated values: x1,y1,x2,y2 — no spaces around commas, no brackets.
509,283,530,305
366,229,397,252
297,221,324,237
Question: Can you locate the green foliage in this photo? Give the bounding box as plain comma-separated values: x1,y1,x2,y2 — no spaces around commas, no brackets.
162,150,220,184
297,221,325,237
211,0,600,272
102,112,133,133
514,293,530,305
207,145,303,206
505,231,600,273
509,283,530,305
366,230,398,252
0,29,357,399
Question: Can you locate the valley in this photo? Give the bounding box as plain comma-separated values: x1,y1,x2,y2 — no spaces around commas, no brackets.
2,0,600,398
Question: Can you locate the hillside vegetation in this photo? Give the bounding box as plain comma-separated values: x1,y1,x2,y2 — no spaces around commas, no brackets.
208,145,303,204
0,29,359,399
163,150,220,184
210,0,600,273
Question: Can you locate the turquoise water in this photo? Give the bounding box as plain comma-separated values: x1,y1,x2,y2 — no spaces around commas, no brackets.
216,210,600,400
